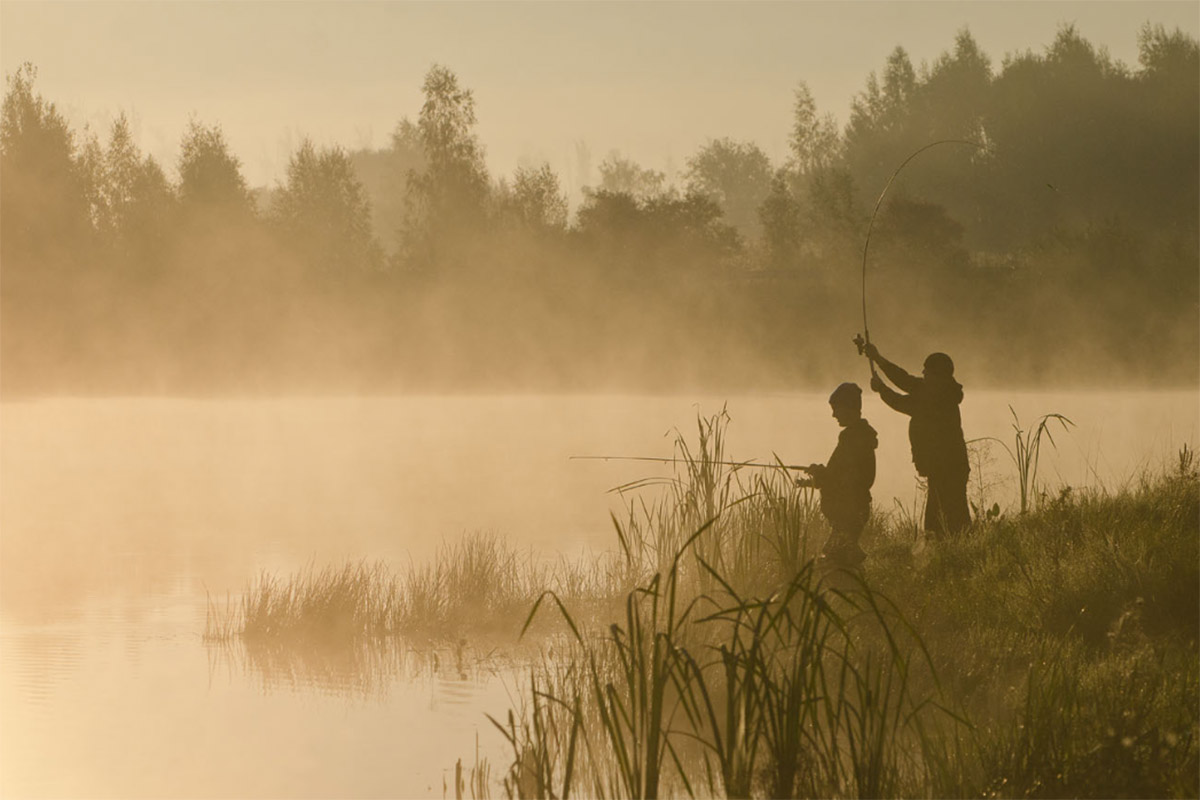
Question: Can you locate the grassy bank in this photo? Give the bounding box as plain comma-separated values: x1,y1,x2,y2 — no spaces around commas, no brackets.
873,446,1200,798
208,415,1199,798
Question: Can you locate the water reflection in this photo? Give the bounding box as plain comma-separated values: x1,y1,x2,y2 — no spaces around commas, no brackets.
1,628,84,705
205,634,511,701
1,393,1195,797
4,617,519,797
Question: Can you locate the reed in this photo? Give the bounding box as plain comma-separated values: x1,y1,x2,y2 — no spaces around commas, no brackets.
987,407,1075,514
206,410,1198,797
498,548,957,797
205,532,588,643
492,672,582,799
488,415,1196,798
490,410,961,797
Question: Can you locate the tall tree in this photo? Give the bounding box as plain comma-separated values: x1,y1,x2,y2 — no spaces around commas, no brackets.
0,63,92,256
595,152,666,200
1138,22,1200,77
401,64,490,269
273,138,380,278
349,118,425,255
788,81,840,176
919,29,992,139
844,46,922,212
881,46,918,117
177,119,252,215
501,163,568,233
903,29,992,245
684,138,773,241
984,25,1130,240
0,63,96,392
759,169,803,270
98,113,176,272
1134,24,1199,230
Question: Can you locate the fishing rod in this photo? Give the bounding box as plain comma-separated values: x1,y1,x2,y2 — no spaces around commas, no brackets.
570,455,815,472
857,138,988,378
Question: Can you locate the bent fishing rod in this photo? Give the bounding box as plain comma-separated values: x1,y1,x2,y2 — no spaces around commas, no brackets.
856,138,988,377
570,455,817,472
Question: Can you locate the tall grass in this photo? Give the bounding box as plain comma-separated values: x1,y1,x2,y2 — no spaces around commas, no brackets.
207,409,1198,798
487,412,1196,798
205,533,592,644
484,411,963,797
986,407,1075,514
874,441,1200,798
493,545,959,797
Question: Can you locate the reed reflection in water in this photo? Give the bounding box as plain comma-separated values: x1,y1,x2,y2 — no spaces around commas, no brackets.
3,613,516,797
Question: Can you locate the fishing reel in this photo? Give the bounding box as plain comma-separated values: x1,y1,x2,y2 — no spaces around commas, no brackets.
852,333,868,356
853,333,881,381
794,463,823,489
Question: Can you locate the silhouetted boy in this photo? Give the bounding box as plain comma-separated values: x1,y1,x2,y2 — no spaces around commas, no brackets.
798,382,877,566
861,343,971,536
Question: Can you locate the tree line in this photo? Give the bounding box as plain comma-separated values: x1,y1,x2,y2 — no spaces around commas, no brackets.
2,23,1196,395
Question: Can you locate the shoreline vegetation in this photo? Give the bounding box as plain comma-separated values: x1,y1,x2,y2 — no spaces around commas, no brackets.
206,412,1199,798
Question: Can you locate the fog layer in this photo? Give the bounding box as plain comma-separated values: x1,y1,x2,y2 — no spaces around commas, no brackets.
2,25,1197,395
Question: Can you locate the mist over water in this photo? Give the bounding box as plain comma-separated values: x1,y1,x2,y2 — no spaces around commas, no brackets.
4,392,1196,610
2,7,1198,797
1,391,1196,796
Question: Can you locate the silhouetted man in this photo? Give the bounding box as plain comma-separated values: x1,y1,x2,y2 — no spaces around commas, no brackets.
798,382,877,566
861,343,971,536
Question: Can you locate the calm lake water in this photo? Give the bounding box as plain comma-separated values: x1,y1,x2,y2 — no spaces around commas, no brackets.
2,391,1196,797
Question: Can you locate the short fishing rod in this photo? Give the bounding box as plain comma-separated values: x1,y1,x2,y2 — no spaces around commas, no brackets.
570,455,816,472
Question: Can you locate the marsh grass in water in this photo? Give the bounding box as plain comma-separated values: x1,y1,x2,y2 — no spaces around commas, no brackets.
208,411,1198,797
205,534,611,645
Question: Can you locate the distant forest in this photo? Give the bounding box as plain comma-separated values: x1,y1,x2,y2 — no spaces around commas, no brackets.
2,24,1196,395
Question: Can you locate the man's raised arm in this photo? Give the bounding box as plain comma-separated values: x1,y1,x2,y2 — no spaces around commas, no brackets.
871,374,917,416
864,343,921,393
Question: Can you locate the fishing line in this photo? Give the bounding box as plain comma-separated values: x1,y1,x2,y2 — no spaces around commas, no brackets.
858,138,988,378
570,455,812,471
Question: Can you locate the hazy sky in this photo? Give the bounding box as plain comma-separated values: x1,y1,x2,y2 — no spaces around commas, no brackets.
3,1,1197,192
